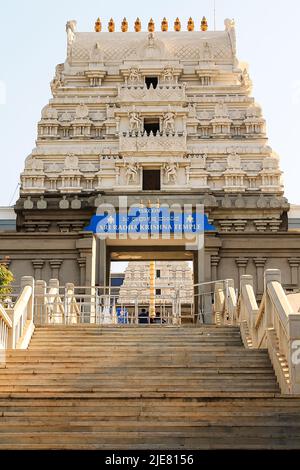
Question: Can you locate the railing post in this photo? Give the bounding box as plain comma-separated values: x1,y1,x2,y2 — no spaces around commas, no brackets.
20,276,34,321
7,316,15,349
240,274,254,322
48,279,60,324
264,269,281,289
49,279,59,291
35,280,47,325
65,283,75,324
264,269,281,328
214,281,226,324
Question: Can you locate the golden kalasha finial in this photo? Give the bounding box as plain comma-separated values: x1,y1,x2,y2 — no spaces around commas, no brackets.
108,18,115,32
95,18,102,32
135,17,141,32
201,16,208,31
121,17,128,32
148,18,155,32
187,17,194,31
161,17,168,32
174,17,181,31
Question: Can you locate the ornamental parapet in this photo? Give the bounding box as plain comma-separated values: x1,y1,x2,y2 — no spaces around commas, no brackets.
119,131,187,154
118,83,186,103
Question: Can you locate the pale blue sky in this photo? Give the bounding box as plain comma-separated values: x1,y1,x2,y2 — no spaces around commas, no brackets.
0,0,300,205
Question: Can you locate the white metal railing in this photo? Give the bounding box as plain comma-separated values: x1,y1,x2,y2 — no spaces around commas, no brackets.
0,276,35,352
215,269,300,395
34,282,183,326
33,279,230,327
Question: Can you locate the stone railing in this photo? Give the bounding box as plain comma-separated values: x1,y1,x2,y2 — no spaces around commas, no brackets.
0,276,35,352
215,269,300,394
35,279,76,325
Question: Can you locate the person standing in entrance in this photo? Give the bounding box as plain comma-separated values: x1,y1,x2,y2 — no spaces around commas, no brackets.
138,308,149,324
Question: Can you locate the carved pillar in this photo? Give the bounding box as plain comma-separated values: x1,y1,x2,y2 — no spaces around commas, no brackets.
49,259,63,280
288,258,300,286
235,258,249,287
32,259,45,280
211,256,220,282
254,258,267,295
77,258,86,286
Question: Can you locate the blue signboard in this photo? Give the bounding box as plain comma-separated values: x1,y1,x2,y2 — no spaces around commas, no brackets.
85,208,215,235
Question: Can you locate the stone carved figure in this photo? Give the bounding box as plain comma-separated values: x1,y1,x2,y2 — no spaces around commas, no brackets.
227,152,241,170
124,158,140,184
60,111,72,122
129,109,143,133
147,33,155,48
224,18,235,30
59,195,70,209
202,42,212,61
128,67,142,84
162,109,176,133
71,196,82,209
75,103,89,119
64,154,79,171
24,196,34,210
215,101,229,118
106,104,116,119
66,20,77,45
51,64,65,92
161,66,174,82
240,68,251,88
256,195,268,209
188,102,197,118
164,162,178,184
37,196,47,210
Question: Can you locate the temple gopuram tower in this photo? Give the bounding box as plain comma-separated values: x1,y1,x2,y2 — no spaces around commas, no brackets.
11,17,297,292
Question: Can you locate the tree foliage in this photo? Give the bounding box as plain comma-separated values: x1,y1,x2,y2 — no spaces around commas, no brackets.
0,261,14,300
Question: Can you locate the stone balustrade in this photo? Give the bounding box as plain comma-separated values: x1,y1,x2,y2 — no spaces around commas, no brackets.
215,269,300,394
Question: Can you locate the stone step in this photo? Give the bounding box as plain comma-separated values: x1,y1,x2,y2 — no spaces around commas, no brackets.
0,380,279,389
0,391,279,399
1,324,298,450
0,377,278,392
29,338,243,344
1,418,300,431
0,429,299,448
0,369,275,377
1,407,299,416
34,325,240,330
2,397,299,408
2,414,300,425
5,349,270,356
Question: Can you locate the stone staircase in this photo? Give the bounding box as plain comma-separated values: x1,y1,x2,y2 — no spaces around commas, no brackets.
0,325,300,449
